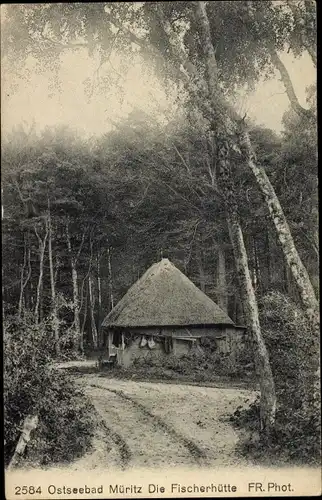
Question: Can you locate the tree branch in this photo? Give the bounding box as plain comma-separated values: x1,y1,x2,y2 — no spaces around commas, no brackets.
39,33,88,51
269,47,312,118
173,145,191,174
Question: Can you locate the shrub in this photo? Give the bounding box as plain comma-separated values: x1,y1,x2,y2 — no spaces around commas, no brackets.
231,292,321,465
128,348,252,382
4,315,96,466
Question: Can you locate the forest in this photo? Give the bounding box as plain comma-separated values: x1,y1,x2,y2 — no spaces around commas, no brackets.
2,1,319,467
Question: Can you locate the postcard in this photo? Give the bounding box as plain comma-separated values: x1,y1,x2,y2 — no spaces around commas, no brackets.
2,2,320,499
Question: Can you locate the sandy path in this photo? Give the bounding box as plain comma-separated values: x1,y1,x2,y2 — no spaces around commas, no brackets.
13,374,257,473
70,374,257,471
85,384,200,469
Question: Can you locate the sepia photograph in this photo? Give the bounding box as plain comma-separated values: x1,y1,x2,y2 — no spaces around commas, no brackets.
2,2,320,498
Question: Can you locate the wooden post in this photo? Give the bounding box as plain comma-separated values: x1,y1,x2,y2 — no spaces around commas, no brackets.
8,415,38,470
172,337,177,355
108,330,113,355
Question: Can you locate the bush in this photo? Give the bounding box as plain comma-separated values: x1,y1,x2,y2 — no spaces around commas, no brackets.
129,348,252,382
4,315,96,466
260,291,319,394
231,292,321,465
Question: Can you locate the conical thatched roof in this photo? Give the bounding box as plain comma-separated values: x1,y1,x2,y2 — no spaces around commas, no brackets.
102,258,234,328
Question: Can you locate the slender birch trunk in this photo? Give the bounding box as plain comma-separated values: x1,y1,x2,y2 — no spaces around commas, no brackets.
253,236,261,292
107,246,114,310
196,243,206,292
228,214,277,431
72,266,81,352
194,0,276,432
238,130,319,327
34,224,48,324
81,290,88,340
217,138,277,434
97,252,102,347
47,198,60,356
264,232,271,292
88,275,98,349
18,236,31,319
217,245,228,312
65,221,82,354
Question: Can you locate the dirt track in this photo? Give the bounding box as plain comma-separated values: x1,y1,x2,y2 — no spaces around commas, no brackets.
68,374,257,471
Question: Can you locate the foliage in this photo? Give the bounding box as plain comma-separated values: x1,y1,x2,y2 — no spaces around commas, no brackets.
231,291,321,464
2,2,316,94
260,291,319,392
126,347,254,383
4,315,96,466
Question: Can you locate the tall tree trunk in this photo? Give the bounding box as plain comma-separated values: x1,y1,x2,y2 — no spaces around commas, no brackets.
216,138,276,435
39,286,44,323
253,235,261,292
29,281,34,309
195,0,276,433
18,236,31,319
228,215,276,433
238,130,319,327
65,221,82,354
34,224,48,324
97,251,103,347
217,245,228,312
81,289,88,339
196,242,206,292
107,245,114,310
88,275,98,349
263,231,271,293
79,236,93,338
246,233,257,290
47,199,60,356
71,265,82,352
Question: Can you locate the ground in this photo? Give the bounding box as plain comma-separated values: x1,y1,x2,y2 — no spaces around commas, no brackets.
32,365,258,471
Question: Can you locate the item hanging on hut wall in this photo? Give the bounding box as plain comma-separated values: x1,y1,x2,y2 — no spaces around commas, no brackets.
140,336,147,347
148,337,156,349
124,332,133,347
164,337,173,354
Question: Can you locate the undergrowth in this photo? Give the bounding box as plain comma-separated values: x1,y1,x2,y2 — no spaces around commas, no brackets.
230,291,321,465
4,315,96,467
113,346,255,384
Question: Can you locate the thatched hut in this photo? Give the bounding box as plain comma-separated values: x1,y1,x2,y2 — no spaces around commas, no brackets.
101,258,245,368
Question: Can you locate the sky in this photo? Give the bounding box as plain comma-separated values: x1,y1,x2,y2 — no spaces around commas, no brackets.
1,42,316,139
